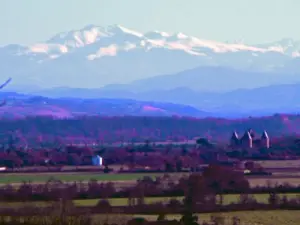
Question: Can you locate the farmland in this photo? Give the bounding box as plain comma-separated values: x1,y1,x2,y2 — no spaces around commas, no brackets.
3,193,300,208
0,172,161,184
255,160,300,169
131,211,300,225
2,117,300,224
2,170,300,188
2,165,300,225
77,193,300,206
74,193,300,206
1,211,299,225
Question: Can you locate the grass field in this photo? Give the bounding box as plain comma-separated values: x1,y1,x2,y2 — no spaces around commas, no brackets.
0,173,162,184
3,193,300,208
75,193,300,206
131,210,300,225
2,172,300,189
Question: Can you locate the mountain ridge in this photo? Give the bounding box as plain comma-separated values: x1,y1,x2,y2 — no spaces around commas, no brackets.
28,81,300,117
0,92,211,119
2,24,300,91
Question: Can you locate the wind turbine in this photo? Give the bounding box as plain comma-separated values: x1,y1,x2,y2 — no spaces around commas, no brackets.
0,78,12,107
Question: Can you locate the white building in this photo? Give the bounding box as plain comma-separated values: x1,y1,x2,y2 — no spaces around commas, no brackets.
92,155,103,166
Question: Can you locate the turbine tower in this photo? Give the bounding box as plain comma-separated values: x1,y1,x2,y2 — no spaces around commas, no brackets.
0,78,12,107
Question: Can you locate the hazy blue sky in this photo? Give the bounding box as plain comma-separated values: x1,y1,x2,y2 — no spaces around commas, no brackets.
1,0,299,46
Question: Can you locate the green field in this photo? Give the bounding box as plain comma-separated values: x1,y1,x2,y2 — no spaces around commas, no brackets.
3,193,300,208
76,193,300,206
2,172,300,189
0,173,162,184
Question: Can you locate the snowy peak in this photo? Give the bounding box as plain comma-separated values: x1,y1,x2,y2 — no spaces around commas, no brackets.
107,24,143,37
4,24,300,65
46,24,142,46
3,24,300,91
28,25,298,57
144,31,171,39
46,25,109,48
256,38,300,57
24,24,145,59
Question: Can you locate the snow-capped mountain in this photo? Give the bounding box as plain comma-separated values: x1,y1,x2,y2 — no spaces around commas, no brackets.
1,24,300,91
256,38,300,57
21,25,300,59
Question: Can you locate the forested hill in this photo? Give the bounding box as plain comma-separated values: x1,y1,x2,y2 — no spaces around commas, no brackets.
0,114,298,146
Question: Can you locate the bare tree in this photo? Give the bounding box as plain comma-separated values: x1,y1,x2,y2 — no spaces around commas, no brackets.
0,78,12,107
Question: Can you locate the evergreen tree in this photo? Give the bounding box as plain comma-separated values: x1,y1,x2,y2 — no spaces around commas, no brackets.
180,179,199,225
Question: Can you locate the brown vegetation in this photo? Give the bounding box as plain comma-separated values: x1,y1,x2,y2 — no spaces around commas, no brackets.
2,114,300,224
0,114,300,147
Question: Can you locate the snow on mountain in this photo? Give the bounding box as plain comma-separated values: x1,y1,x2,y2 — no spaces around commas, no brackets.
255,38,300,58
46,24,143,47
144,31,171,39
17,24,297,60
1,24,300,90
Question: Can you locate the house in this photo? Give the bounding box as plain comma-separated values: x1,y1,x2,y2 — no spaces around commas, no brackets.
92,155,103,166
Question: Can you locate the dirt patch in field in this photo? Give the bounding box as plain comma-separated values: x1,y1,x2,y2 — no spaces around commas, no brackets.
255,160,300,169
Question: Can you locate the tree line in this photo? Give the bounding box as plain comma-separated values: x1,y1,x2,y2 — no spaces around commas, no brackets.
0,115,300,148
1,140,300,170
1,165,300,203
2,166,300,225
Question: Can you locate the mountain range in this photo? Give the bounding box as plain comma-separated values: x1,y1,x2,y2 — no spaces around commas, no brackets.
1,24,300,118
2,24,300,92
28,81,300,117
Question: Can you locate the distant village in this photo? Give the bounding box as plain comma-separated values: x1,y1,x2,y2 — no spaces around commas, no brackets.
4,127,299,175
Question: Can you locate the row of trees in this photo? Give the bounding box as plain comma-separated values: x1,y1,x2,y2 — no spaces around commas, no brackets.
0,165,246,202
1,140,299,170
2,165,300,203
2,190,300,224
3,171,300,225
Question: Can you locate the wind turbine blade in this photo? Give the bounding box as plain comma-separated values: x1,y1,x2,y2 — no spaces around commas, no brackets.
0,78,12,89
